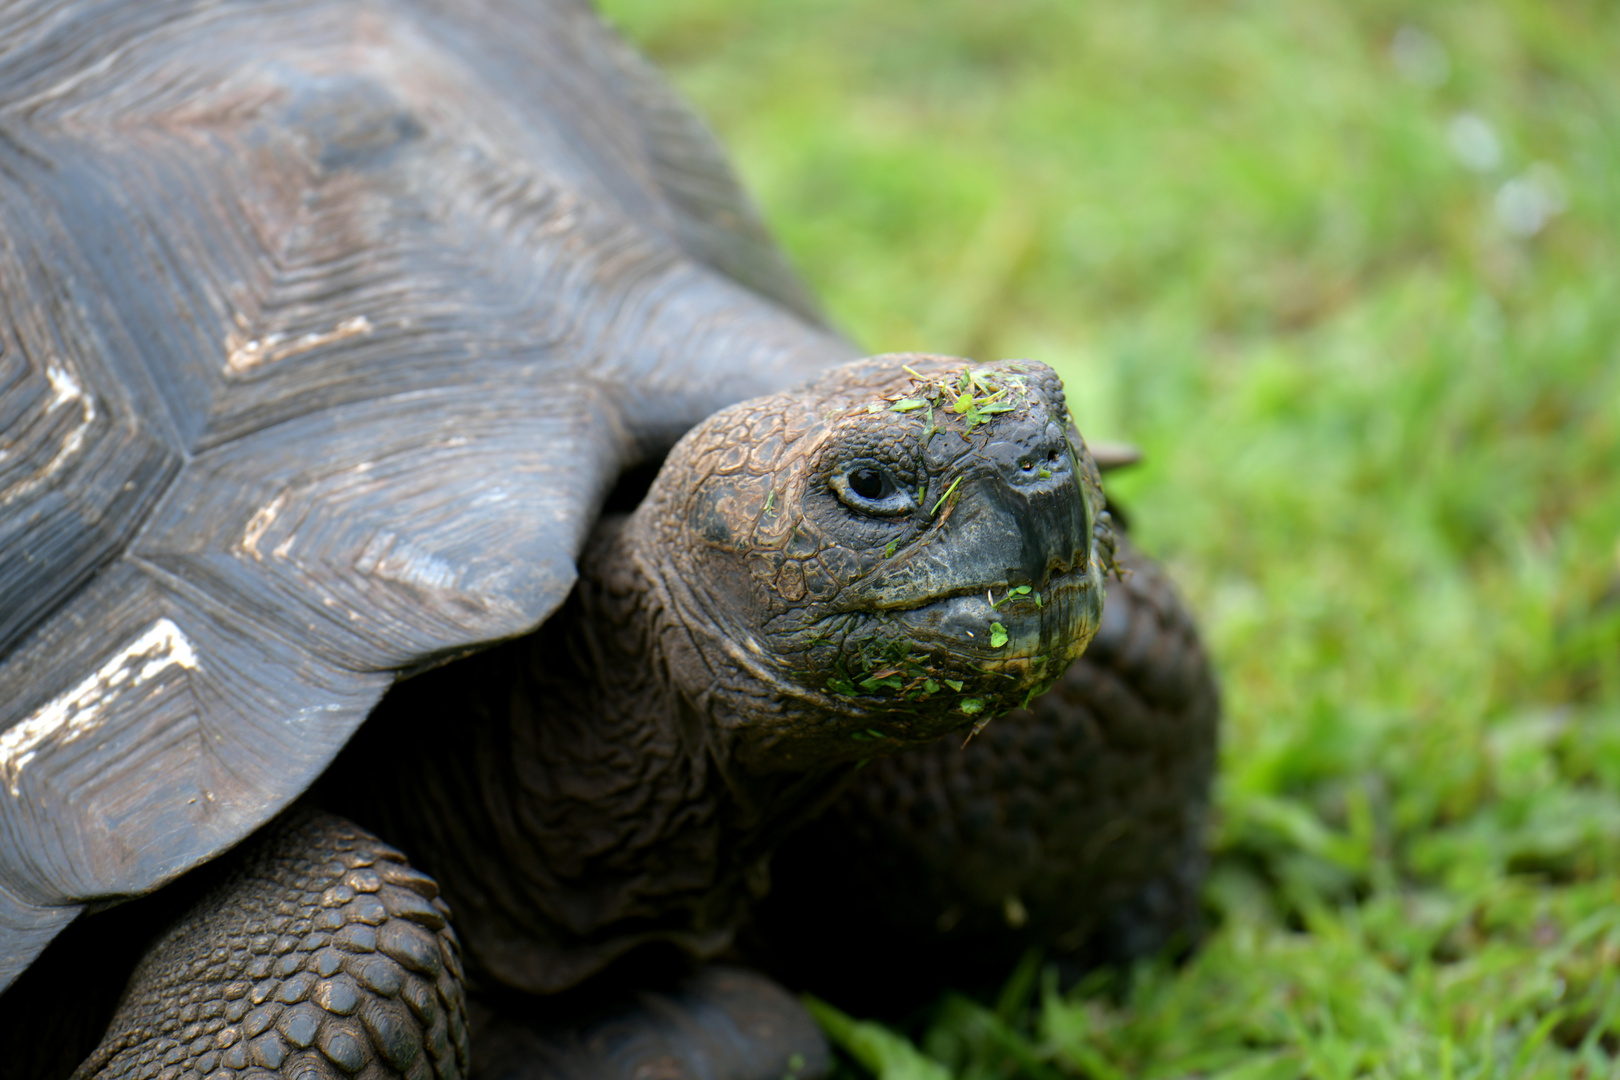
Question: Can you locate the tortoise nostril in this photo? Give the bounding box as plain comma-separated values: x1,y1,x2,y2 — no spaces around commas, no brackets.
1047,450,1061,463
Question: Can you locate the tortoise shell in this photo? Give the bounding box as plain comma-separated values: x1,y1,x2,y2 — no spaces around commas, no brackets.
0,0,852,984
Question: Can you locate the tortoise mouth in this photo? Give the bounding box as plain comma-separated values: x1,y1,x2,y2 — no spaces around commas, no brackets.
867,552,1092,614
887,562,1100,659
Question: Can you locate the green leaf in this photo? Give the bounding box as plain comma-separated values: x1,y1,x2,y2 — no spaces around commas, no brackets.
884,539,898,558
803,996,951,1080
960,697,985,714
952,390,974,413
891,398,927,412
944,679,964,692
989,622,1009,648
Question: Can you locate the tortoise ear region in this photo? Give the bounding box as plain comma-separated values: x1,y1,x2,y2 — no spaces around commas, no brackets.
685,482,741,551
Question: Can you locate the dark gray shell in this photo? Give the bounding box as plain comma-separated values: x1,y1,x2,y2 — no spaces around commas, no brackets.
0,0,853,983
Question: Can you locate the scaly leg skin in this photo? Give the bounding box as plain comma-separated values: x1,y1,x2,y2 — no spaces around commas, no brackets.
66,808,824,1080
73,809,470,1079
756,535,1219,1013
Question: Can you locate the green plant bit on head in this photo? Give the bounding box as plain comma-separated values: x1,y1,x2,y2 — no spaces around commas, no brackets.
989,622,1009,648
959,697,985,714
890,398,926,412
826,673,858,697
762,490,775,515
944,679,964,692
884,539,898,558
990,585,1033,610
930,475,962,516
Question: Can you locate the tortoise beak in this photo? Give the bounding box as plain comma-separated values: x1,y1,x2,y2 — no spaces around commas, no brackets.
853,415,1094,615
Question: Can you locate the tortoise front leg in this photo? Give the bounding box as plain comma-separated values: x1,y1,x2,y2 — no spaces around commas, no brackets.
74,810,469,1079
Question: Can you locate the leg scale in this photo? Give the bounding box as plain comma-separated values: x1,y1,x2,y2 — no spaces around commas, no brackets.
73,809,469,1079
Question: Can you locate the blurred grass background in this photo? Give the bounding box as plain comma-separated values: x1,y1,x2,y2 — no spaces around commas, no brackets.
599,1,1620,1076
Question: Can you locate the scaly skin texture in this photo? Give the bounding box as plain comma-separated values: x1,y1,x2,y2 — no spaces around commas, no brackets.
756,535,1219,1012
325,355,1111,997
73,810,469,1079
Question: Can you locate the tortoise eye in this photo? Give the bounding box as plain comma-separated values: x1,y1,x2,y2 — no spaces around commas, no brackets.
850,467,886,499
831,463,914,517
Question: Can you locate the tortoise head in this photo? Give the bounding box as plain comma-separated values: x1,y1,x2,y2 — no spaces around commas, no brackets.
633,354,1110,770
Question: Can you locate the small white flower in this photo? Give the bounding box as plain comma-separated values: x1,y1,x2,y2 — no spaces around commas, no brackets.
1447,113,1502,173
1495,164,1567,236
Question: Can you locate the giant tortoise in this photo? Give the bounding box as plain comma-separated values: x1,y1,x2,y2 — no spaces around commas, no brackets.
0,1,1218,1076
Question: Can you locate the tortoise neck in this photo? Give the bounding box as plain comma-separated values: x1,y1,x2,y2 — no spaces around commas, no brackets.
338,515,846,996
564,512,846,816
538,515,676,739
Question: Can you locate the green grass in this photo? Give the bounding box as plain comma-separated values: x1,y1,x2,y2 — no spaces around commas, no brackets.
598,1,1620,1076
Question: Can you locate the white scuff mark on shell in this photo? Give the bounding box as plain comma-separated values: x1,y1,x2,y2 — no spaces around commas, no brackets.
239,492,288,562
292,703,348,725
224,315,373,376
44,364,83,410
354,530,459,592
0,619,199,797
0,362,98,506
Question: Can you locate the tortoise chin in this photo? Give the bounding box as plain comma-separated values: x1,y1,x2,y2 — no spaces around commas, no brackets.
810,561,1105,750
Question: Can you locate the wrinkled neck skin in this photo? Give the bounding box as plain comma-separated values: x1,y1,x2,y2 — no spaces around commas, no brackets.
521,510,857,881
362,512,855,998
623,500,855,777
